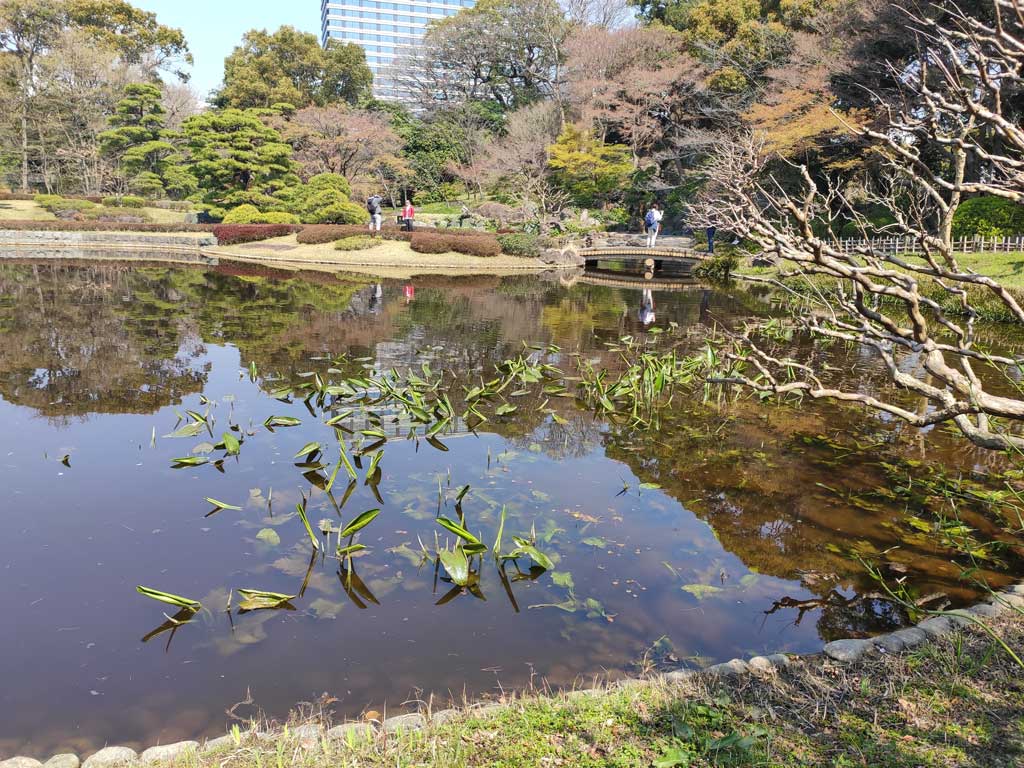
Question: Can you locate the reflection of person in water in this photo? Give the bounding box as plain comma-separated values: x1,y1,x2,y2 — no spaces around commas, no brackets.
638,289,656,326
369,283,383,314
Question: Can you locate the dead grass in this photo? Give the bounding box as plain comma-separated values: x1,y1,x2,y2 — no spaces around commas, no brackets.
170,614,1024,768
208,234,544,277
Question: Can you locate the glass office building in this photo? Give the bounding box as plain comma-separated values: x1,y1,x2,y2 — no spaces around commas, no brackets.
321,0,474,101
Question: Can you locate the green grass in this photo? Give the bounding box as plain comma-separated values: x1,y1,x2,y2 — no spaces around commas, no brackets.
0,199,192,225
171,615,1024,767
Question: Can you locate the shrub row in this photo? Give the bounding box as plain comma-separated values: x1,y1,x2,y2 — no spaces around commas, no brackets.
102,195,146,208
410,231,502,257
297,224,412,245
496,232,540,258
334,235,379,251
211,224,302,245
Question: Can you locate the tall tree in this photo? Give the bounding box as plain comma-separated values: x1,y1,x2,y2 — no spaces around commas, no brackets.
181,108,298,214
99,83,195,198
214,26,372,109
0,0,189,190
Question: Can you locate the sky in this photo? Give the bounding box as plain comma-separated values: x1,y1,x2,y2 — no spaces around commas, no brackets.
132,1,320,101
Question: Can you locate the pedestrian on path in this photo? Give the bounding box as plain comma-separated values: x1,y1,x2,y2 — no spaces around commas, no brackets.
401,199,415,231
644,204,663,247
367,194,383,234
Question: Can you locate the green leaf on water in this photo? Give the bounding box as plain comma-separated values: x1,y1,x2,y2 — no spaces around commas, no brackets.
582,537,607,548
164,422,205,438
439,548,470,586
639,482,661,490
236,589,295,611
222,432,240,456
551,571,575,590
136,586,201,611
295,501,320,551
336,543,367,558
171,456,209,467
264,416,302,428
514,544,553,571
256,528,281,546
294,441,322,459
339,508,381,538
205,497,242,511
682,584,723,600
437,516,481,545
366,450,384,482
495,403,518,416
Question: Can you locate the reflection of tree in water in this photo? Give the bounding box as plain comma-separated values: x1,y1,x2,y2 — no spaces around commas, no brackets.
600,396,1024,640
0,263,366,420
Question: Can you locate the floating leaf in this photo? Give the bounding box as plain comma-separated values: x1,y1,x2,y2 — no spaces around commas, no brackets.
512,544,553,571
205,497,242,511
682,584,723,600
164,422,205,438
639,482,661,490
551,571,575,590
136,586,201,612
581,537,607,548
171,456,209,467
340,508,380,539
236,589,294,611
495,404,518,416
221,432,240,456
264,416,301,428
294,441,322,459
439,548,470,586
256,528,281,546
437,516,481,545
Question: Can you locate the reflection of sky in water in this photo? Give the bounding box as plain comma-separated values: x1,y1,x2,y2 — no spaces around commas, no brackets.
0,263,1021,757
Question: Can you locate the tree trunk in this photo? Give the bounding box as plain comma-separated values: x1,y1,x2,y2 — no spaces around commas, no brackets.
20,108,29,192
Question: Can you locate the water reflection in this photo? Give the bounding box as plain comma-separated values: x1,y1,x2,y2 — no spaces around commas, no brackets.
0,261,1020,758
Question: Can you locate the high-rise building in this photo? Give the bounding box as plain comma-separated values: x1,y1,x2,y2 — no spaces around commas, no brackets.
321,0,474,101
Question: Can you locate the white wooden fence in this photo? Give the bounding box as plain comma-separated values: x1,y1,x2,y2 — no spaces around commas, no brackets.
837,235,1024,255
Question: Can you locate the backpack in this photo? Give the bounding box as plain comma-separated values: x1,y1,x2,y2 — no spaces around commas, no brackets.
367,196,380,214
644,210,656,227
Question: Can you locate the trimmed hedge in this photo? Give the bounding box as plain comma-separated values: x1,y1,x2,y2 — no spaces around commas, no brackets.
102,195,146,208
211,224,302,245
497,232,540,258
410,231,502,257
297,224,412,245
334,235,378,251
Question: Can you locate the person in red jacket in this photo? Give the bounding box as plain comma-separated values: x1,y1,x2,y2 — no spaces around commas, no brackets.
401,199,415,231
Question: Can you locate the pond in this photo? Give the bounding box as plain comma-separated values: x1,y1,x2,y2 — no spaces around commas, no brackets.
0,260,1022,757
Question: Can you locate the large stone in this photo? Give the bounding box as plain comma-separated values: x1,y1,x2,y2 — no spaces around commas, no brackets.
325,723,374,743
382,714,426,734
44,755,79,768
967,602,1003,619
997,592,1024,609
823,639,872,663
0,758,43,768
917,617,954,640
199,736,234,754
747,656,775,676
872,633,907,654
139,742,198,765
289,725,322,749
705,659,749,678
889,628,928,649
662,669,693,683
430,709,459,726
81,747,137,768
766,654,790,669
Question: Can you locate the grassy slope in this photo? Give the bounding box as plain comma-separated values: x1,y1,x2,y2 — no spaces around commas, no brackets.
0,199,190,225
211,235,540,275
177,616,1024,768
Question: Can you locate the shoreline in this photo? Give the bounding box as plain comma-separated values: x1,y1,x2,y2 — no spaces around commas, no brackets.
4,582,1021,767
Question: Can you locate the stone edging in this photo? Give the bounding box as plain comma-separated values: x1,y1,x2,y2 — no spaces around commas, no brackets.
3,581,1021,768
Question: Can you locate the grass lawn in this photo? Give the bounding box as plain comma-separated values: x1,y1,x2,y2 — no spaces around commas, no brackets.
0,199,193,225
175,613,1024,767
210,234,540,278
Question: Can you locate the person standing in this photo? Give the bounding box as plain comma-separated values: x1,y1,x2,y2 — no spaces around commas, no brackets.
458,204,471,228
706,225,717,254
644,203,663,247
638,289,656,326
401,199,415,231
367,194,383,234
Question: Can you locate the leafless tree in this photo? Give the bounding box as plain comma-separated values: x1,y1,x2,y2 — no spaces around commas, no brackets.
694,0,1024,451
561,0,633,29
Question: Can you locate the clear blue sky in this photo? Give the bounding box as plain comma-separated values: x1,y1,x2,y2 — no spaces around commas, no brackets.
132,1,320,100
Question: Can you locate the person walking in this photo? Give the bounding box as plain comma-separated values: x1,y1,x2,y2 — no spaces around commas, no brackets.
401,198,415,232
644,203,663,247
367,193,383,234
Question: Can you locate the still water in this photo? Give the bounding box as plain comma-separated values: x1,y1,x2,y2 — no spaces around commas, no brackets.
0,260,1021,756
